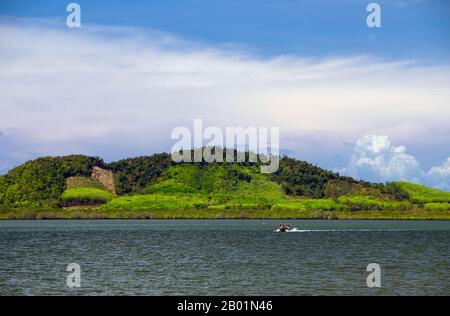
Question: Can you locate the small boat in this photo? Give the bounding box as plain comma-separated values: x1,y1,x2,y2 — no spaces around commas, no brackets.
278,224,291,232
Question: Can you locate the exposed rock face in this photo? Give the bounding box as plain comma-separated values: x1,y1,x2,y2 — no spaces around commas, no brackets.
91,166,116,194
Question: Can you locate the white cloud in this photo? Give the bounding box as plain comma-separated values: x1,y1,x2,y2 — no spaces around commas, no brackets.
427,158,450,191
338,135,423,183
339,134,450,190
0,18,449,184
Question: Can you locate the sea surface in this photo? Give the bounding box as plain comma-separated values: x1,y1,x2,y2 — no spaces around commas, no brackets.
0,219,449,295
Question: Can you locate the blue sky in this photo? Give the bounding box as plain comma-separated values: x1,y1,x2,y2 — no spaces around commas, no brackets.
1,0,449,60
0,0,450,189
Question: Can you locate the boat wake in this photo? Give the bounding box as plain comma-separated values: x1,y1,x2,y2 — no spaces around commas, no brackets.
274,228,416,233
274,228,302,233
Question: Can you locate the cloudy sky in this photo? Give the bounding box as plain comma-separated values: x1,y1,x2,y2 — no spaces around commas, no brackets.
0,0,449,189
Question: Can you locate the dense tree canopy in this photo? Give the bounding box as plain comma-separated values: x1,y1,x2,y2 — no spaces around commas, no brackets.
108,153,174,194
271,156,362,198
0,155,103,208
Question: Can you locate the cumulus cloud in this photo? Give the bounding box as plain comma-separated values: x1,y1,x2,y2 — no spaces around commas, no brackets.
427,158,450,191
0,18,449,184
339,135,450,190
338,135,422,182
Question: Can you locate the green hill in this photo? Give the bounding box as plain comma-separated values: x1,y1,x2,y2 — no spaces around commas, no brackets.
0,151,449,219
0,155,103,208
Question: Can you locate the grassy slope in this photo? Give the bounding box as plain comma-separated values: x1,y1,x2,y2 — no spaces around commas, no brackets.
61,177,115,205
102,163,285,210
61,188,115,205
395,182,450,204
66,176,108,190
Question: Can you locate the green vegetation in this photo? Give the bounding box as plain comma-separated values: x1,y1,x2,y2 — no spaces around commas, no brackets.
423,203,450,211
66,176,108,190
109,153,173,194
393,182,450,204
0,155,103,208
272,199,347,212
0,150,449,220
103,163,284,210
337,196,412,211
271,156,362,197
60,176,115,206
61,188,115,206
1,207,449,220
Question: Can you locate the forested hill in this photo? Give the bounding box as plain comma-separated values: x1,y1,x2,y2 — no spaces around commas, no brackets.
0,152,358,208
0,151,447,210
0,155,104,208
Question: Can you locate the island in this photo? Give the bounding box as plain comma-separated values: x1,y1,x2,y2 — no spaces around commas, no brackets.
0,150,449,220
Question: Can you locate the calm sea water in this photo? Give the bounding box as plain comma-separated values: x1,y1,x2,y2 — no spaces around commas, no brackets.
0,219,449,296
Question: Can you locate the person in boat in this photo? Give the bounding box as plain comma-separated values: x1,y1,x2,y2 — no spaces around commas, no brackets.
279,224,288,232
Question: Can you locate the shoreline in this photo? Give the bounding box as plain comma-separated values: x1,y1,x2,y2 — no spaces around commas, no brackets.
1,218,449,221
1,208,449,220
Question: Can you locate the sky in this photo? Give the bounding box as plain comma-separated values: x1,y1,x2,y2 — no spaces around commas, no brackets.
0,0,449,189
